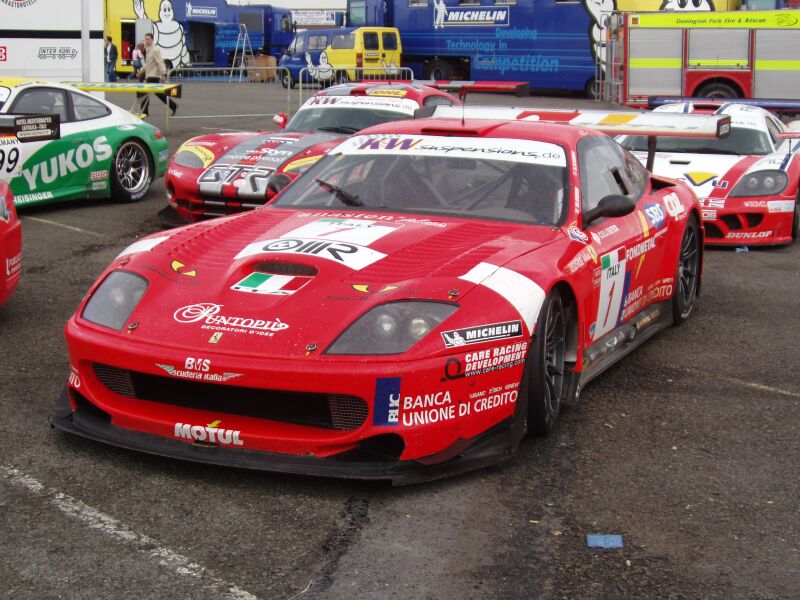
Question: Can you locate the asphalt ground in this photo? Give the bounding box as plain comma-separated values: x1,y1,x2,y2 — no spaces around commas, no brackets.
1,83,798,600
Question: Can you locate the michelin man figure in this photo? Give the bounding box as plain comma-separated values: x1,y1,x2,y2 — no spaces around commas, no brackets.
134,0,190,69
434,0,448,30
306,51,335,82
382,58,401,77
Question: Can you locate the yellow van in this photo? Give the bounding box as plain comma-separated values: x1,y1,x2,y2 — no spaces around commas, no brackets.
279,27,403,87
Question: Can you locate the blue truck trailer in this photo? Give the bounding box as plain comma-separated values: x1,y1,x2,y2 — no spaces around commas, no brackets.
346,0,601,95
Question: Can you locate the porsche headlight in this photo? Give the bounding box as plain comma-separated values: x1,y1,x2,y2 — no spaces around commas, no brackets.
326,301,457,355
82,271,148,331
730,170,789,197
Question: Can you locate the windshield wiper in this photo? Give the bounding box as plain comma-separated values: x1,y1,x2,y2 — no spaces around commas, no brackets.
317,126,360,134
315,178,362,207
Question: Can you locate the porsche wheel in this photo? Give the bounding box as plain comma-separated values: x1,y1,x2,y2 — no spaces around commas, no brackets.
527,289,567,436
111,140,152,203
672,215,701,324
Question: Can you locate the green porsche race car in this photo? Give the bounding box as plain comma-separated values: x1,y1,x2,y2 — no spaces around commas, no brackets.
0,78,169,206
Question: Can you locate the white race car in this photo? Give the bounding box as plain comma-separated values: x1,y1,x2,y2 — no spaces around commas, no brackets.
619,101,800,245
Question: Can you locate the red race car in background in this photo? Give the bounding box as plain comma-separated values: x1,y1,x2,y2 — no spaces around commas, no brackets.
164,82,459,224
0,180,21,307
619,99,800,246
53,109,727,483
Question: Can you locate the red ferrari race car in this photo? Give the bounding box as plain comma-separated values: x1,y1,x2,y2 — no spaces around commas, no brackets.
164,82,459,224
0,180,21,307
53,109,727,483
619,100,800,246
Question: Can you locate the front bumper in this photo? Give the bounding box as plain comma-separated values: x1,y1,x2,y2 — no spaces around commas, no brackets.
56,320,529,483
52,387,520,485
166,168,271,223
700,198,796,245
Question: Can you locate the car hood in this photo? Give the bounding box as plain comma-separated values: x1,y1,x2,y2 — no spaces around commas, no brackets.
115,208,558,359
636,151,761,199
197,131,342,198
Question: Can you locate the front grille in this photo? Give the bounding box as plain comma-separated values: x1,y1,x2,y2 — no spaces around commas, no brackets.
92,363,368,431
720,214,742,231
704,222,724,238
745,213,764,228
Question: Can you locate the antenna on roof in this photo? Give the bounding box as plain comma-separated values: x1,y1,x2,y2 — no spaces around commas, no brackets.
458,87,468,126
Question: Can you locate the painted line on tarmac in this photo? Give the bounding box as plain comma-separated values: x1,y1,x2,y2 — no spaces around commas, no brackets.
678,367,800,399
24,216,105,238
1,464,258,600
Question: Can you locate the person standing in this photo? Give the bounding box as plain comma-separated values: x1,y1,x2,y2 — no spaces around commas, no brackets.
136,33,177,116
129,42,145,80
105,36,118,82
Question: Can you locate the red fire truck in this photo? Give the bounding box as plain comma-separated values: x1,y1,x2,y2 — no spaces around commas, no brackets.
600,10,800,107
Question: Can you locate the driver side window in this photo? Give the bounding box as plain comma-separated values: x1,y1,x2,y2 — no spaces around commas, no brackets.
578,136,629,215
10,88,70,122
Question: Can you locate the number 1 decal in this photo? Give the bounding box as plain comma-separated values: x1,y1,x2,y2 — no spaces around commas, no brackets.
594,248,626,340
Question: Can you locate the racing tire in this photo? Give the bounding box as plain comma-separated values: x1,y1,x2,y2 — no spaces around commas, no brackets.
425,59,453,81
111,139,152,203
281,72,295,89
695,81,739,99
672,214,701,325
526,289,568,436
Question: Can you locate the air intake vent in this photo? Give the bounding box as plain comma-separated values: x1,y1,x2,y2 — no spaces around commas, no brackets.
92,363,368,431
254,261,319,276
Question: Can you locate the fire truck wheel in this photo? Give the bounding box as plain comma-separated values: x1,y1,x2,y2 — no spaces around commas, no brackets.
696,81,739,99
425,60,453,81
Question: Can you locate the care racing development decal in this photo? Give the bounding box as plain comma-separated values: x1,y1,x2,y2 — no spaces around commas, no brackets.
443,341,529,380
373,376,519,428
234,218,399,270
173,303,288,337
441,320,523,348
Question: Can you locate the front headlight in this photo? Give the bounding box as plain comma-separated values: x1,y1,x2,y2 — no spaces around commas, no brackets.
326,301,457,355
172,141,215,169
82,271,148,331
730,170,789,197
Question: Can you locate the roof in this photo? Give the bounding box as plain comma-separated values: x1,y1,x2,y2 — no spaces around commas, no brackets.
0,78,45,89
353,117,595,147
654,102,771,132
314,82,456,104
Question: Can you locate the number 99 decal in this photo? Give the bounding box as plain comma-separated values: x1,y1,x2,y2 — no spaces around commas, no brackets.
0,147,20,174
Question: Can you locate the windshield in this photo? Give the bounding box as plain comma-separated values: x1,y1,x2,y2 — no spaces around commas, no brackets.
284,96,418,134
272,134,570,226
621,125,773,156
0,87,10,110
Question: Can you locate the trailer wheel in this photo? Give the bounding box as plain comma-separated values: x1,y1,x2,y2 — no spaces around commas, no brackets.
425,60,453,81
585,77,598,99
695,81,739,99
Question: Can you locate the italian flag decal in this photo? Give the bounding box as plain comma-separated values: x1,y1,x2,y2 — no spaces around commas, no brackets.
231,272,310,295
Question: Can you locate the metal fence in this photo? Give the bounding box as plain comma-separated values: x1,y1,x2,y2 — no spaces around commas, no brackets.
297,66,416,106
163,66,294,130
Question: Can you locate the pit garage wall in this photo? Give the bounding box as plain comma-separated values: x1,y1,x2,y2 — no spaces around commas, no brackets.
0,0,105,82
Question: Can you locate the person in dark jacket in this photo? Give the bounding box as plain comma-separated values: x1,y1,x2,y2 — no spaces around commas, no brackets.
105,36,118,82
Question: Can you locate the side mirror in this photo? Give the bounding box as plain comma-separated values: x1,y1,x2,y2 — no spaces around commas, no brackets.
583,194,636,227
272,112,288,130
267,172,292,197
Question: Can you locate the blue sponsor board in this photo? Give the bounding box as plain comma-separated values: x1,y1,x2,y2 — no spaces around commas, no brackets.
373,377,401,426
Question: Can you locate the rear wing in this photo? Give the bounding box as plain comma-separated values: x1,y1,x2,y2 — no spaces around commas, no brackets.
0,114,60,142
648,96,800,115
354,79,530,97
63,81,183,98
427,105,731,170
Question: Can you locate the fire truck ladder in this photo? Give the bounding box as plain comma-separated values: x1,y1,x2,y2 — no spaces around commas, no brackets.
594,13,624,104
230,23,255,83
